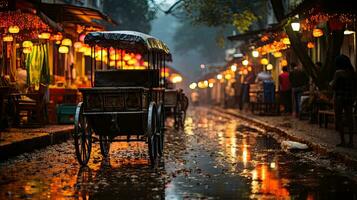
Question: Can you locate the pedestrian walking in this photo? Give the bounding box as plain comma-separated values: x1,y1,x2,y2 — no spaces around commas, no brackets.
330,54,357,148
279,66,292,113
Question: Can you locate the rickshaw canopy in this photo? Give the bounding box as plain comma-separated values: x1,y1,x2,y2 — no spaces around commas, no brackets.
84,31,171,59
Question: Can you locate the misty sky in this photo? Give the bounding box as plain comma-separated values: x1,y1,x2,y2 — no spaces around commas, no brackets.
150,1,208,82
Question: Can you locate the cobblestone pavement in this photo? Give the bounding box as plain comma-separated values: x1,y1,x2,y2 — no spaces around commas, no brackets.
0,107,357,199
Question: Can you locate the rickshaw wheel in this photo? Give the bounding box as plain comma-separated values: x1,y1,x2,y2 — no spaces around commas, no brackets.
74,102,92,166
99,135,110,158
181,95,189,128
174,103,182,130
157,103,165,156
147,102,158,165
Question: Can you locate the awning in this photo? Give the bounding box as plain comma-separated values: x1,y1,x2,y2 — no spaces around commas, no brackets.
38,3,117,29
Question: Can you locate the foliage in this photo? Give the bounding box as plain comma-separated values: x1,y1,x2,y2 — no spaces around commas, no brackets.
180,0,264,33
103,0,156,33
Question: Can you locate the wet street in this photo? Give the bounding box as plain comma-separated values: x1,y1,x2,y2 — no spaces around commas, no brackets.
1,107,357,199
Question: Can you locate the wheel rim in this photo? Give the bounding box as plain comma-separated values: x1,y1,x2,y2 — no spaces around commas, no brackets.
157,104,165,156
99,135,110,158
74,102,92,166
147,102,158,165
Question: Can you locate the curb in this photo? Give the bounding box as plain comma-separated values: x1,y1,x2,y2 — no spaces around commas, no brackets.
213,107,357,170
0,128,73,160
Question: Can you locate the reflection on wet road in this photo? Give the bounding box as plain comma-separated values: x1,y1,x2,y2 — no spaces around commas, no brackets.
1,107,357,199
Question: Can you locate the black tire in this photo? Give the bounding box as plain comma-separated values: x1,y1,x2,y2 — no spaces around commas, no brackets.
147,102,158,165
99,135,110,158
74,102,92,166
157,103,165,156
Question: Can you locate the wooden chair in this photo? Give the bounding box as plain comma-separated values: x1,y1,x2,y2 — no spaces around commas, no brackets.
13,84,47,127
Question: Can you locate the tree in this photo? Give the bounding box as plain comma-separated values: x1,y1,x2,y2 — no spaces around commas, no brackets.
103,0,156,33
165,0,267,33
270,0,345,89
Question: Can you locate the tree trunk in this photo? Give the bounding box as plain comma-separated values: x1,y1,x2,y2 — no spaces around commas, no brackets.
270,0,321,89
320,29,345,88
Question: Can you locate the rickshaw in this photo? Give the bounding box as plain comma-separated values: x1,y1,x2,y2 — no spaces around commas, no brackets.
164,89,189,129
73,31,171,166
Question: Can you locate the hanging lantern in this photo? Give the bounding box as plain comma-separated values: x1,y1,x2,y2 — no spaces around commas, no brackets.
58,45,69,54
243,69,248,75
242,59,249,66
79,34,86,42
216,74,223,80
312,29,323,37
8,25,20,34
23,47,32,54
291,21,300,32
74,42,82,49
273,52,282,58
224,74,232,80
39,32,51,39
280,59,288,67
307,42,315,48
22,41,33,48
247,66,252,71
189,82,197,89
62,38,72,46
51,34,63,41
266,64,273,70
282,37,290,45
260,58,269,65
252,50,259,58
3,35,13,42
230,64,237,72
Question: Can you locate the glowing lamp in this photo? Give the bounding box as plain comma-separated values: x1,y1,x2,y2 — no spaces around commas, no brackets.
200,64,205,69
252,50,259,58
51,34,63,41
273,52,282,58
189,82,197,89
243,69,248,75
281,59,288,67
291,22,300,32
198,81,206,89
312,29,323,37
56,41,61,45
172,74,183,83
39,32,51,39
3,35,13,42
225,74,232,80
247,66,252,71
266,64,273,70
242,59,249,66
8,25,20,34
344,30,355,35
230,64,237,72
23,47,32,54
79,34,86,42
62,38,72,46
217,74,223,80
209,83,214,88
74,42,82,49
58,45,69,54
260,58,269,65
282,37,290,45
204,80,208,86
22,41,33,48
307,42,315,48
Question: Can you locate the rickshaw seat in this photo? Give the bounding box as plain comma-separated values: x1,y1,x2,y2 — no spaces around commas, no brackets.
94,69,160,87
